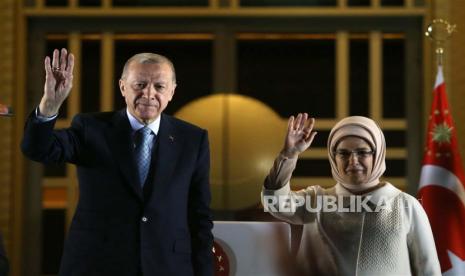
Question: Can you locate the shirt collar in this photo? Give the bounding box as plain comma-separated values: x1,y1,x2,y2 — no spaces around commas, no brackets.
126,108,160,135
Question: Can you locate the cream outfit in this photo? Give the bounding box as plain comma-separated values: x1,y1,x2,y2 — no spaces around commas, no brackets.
262,155,441,276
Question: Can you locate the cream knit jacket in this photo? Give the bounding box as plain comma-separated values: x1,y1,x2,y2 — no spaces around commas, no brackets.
262,155,441,276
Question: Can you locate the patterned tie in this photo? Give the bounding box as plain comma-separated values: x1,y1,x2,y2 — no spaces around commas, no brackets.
135,126,153,187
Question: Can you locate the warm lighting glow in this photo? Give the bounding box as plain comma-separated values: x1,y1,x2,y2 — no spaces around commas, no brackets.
175,94,283,210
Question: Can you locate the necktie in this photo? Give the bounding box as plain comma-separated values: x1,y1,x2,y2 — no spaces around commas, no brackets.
135,126,153,187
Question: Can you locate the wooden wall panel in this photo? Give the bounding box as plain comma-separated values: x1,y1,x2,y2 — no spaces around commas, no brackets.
0,0,15,256
450,0,465,169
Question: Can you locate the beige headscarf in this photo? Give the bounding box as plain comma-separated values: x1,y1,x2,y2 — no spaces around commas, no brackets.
327,116,386,192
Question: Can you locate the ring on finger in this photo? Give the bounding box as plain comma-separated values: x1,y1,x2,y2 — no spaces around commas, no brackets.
52,67,61,72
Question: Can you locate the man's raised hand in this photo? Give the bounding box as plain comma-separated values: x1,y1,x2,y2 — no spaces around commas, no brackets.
39,48,74,117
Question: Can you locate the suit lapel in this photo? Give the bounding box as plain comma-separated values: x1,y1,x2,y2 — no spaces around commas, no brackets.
106,110,143,201
149,114,183,202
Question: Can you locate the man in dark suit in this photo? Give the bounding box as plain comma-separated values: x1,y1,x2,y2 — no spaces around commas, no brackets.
21,48,213,275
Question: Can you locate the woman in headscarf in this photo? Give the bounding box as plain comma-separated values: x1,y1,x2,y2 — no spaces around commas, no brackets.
262,113,440,276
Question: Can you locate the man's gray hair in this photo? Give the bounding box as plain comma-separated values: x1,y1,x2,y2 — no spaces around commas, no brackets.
120,53,176,83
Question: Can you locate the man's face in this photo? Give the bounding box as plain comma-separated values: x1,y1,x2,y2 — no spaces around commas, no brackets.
335,136,374,185
119,62,176,124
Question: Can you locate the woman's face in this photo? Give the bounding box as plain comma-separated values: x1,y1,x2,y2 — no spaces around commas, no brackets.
334,136,374,185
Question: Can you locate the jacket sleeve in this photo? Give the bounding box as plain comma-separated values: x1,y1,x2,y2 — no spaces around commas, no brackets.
407,197,442,276
261,154,316,225
21,111,85,164
188,130,214,276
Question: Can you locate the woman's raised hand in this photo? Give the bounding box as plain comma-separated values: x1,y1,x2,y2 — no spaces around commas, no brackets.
282,113,317,159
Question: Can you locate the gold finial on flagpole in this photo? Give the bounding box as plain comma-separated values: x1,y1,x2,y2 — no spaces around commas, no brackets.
425,19,457,66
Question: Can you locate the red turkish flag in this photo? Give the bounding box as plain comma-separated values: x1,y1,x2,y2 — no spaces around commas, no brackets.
418,66,465,274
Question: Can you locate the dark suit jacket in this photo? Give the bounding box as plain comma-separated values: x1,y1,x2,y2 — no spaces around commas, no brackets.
21,110,213,276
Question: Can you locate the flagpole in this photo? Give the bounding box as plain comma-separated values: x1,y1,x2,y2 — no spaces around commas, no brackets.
419,19,465,275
